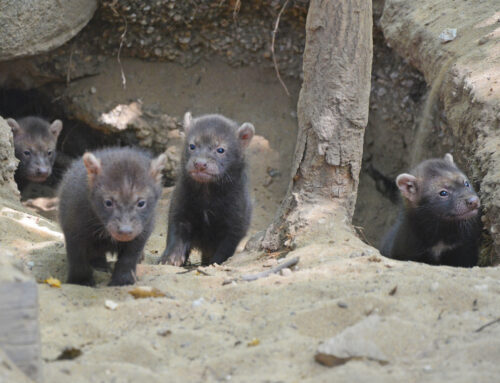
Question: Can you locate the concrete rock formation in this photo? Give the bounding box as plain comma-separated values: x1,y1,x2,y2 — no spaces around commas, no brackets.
0,0,97,61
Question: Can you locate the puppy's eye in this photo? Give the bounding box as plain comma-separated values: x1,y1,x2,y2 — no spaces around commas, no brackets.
439,190,449,197
216,148,225,154
47,150,53,156
464,180,470,188
189,144,196,150
23,150,31,156
137,200,146,208
104,199,113,208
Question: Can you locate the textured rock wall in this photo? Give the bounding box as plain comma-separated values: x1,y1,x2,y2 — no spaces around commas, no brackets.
0,0,307,89
0,117,19,201
0,0,97,61
381,0,500,263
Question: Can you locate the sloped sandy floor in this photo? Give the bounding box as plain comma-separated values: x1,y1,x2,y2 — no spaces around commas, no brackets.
3,205,500,382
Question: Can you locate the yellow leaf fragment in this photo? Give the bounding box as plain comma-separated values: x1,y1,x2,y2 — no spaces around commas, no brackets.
44,277,61,288
128,286,166,299
247,338,260,347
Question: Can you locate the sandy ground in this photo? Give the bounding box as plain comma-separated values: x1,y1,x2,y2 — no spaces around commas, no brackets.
3,203,500,382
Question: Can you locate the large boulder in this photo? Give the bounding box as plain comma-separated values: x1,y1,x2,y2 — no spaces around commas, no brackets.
0,0,97,61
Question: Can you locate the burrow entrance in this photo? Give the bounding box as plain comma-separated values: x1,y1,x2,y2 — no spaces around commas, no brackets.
1,58,301,238
352,25,466,252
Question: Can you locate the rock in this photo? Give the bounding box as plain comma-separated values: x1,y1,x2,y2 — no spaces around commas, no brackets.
0,256,41,381
438,28,457,43
337,301,348,309
0,0,98,61
157,328,172,337
63,96,182,181
315,316,389,367
104,300,118,310
280,268,292,276
192,297,204,308
0,348,34,383
0,117,19,201
0,0,307,88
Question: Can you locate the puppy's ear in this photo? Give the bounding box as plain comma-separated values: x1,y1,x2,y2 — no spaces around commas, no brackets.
443,153,454,165
183,112,193,134
83,153,101,186
49,119,63,138
150,153,167,185
396,173,418,202
6,118,21,137
237,122,255,149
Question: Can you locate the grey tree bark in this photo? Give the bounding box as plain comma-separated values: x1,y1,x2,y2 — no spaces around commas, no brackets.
262,0,372,251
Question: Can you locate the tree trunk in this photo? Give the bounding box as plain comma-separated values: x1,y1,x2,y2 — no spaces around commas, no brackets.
262,0,372,251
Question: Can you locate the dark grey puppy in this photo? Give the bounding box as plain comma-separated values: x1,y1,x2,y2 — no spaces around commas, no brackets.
380,153,480,267
159,112,254,266
7,116,62,189
59,147,166,286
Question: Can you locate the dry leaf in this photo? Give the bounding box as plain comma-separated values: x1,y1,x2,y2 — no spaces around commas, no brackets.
128,286,166,299
247,338,260,347
56,347,82,361
44,277,61,288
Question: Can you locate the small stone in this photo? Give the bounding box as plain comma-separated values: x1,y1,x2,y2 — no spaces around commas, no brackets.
439,28,457,43
267,167,280,178
315,316,388,367
157,328,172,337
280,268,292,277
104,300,118,310
337,301,348,309
478,36,489,45
192,297,204,307
90,86,97,94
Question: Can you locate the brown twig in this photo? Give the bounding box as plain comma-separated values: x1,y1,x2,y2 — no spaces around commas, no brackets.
475,317,500,333
271,0,290,97
109,2,128,89
233,0,241,21
240,256,299,282
353,225,372,246
196,267,212,276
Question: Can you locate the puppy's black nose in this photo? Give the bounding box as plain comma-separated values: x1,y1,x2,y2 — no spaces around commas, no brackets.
466,196,480,210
